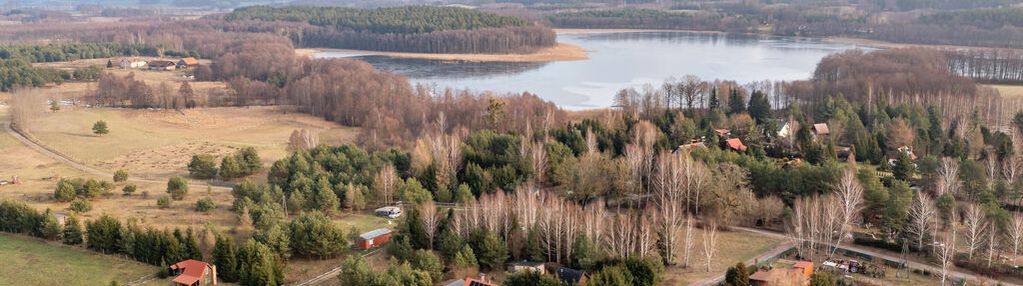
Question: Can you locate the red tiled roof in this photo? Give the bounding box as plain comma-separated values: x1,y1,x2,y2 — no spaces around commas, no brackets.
171,259,209,285
180,57,199,65
726,138,747,151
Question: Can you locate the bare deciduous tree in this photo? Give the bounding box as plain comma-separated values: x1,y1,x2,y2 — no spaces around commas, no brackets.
907,192,936,251
937,158,961,197
1008,213,1023,265
937,212,958,286
374,164,398,205
963,204,987,259
701,220,719,272
421,201,439,249
830,162,864,257
288,129,319,151
1002,155,1022,184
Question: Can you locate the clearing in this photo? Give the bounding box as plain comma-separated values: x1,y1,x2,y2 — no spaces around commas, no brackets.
26,106,357,179
662,229,784,285
0,233,157,286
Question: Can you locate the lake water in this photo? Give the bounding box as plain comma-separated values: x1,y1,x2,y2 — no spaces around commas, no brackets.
314,31,868,110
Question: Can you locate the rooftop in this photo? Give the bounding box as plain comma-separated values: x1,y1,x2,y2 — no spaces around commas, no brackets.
359,228,392,240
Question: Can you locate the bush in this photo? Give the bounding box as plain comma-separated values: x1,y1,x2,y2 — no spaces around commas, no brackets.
195,197,216,213
852,236,902,252
113,169,128,182
70,198,92,213
92,120,109,135
157,196,172,209
122,184,137,195
54,179,76,202
166,176,188,200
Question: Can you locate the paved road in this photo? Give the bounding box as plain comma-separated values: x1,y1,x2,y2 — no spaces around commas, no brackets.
289,248,384,286
4,121,231,191
731,227,1020,286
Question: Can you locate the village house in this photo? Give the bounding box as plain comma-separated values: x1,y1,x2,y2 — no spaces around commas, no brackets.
177,57,200,69
442,277,494,286
726,138,748,151
749,260,813,286
119,58,147,69
148,60,177,71
357,228,393,250
170,259,217,286
811,123,830,140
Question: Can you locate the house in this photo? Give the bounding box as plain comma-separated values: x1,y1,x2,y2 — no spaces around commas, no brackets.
726,138,748,151
170,259,217,286
714,128,731,137
148,60,177,71
750,260,813,286
811,123,830,138
556,267,589,285
441,277,494,286
374,206,402,218
507,261,546,274
119,58,147,69
678,141,706,150
177,57,200,68
358,228,393,250
897,145,917,160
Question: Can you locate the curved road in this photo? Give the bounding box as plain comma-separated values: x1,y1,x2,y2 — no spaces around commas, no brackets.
696,227,1021,286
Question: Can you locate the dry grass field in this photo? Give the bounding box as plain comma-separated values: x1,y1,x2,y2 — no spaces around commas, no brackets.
26,106,357,178
662,229,784,285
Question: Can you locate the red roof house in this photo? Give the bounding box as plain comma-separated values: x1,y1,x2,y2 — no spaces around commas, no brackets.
170,259,217,286
726,138,748,151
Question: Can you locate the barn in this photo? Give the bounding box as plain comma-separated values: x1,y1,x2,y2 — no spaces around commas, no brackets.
358,228,392,250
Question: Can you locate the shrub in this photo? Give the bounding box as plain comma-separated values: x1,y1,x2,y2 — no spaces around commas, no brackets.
167,176,188,200
195,197,216,213
70,198,92,213
92,120,109,135
54,179,76,202
122,184,137,195
113,169,128,182
157,196,172,209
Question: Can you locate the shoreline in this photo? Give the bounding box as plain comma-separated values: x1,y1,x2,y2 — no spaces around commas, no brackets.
295,42,589,63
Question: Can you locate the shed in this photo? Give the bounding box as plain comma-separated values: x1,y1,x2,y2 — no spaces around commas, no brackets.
178,57,200,68
812,123,830,136
119,58,147,69
556,267,588,285
506,261,545,274
358,228,393,250
374,206,402,218
148,60,177,71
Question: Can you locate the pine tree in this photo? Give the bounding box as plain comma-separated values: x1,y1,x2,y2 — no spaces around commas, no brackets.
92,120,109,135
213,236,239,282
183,229,203,261
313,177,339,214
62,215,84,245
725,262,750,286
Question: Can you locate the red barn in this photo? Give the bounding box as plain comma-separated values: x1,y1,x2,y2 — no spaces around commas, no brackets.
358,228,392,250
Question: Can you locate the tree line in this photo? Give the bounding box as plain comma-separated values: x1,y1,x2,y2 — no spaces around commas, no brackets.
947,49,1023,84
224,6,556,54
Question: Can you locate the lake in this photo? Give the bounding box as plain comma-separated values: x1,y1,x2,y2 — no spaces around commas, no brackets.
314,31,868,110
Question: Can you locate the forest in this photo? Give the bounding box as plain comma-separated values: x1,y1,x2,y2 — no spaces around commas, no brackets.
224,6,556,54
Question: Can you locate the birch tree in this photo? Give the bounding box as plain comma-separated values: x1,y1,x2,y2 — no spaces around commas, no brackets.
830,163,864,257
907,192,936,251
701,220,719,272
1008,213,1023,265
374,164,398,205
962,204,987,259
937,214,958,286
653,152,686,265
937,158,961,197
421,201,439,249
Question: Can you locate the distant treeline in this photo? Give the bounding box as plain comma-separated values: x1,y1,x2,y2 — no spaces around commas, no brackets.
947,49,1023,84
546,5,1023,49
225,6,556,54
0,42,159,63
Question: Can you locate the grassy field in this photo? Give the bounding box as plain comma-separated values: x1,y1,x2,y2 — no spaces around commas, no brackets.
27,106,356,178
0,233,157,286
662,229,784,285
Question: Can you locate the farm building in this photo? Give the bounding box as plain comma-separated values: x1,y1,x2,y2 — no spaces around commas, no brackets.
119,58,147,69
178,57,200,68
169,259,217,286
442,277,494,286
148,60,177,71
357,228,393,250
374,206,401,218
726,138,748,151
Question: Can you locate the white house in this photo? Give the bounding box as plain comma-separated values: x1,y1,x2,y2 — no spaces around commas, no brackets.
119,58,147,69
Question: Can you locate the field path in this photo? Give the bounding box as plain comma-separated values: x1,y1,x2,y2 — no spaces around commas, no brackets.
288,247,385,286
4,121,231,191
696,227,1022,286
